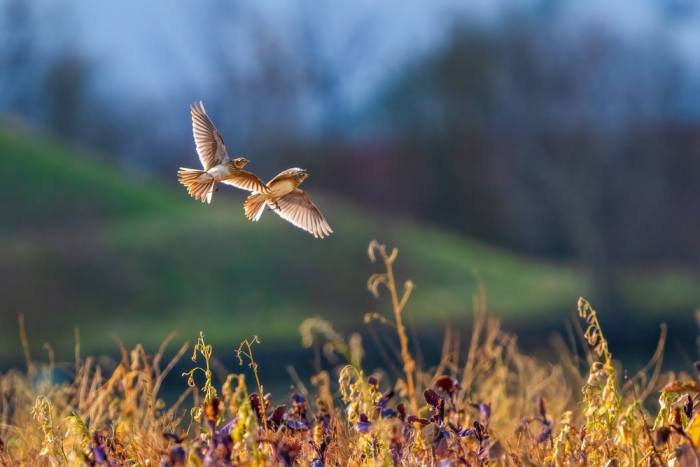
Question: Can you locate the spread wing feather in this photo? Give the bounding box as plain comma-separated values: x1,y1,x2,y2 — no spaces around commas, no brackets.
221,171,270,194
271,189,332,238
191,101,229,170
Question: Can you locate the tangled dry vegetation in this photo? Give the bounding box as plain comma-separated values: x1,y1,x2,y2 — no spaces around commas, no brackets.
1,241,700,466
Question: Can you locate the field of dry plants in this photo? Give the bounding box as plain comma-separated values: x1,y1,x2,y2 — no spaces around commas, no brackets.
1,241,699,466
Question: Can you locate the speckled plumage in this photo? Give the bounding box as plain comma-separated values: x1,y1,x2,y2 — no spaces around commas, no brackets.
177,101,269,203
244,168,333,239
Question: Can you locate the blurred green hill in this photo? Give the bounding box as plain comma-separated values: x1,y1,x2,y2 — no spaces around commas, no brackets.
1,127,698,359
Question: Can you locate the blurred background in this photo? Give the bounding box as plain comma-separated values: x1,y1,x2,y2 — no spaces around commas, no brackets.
2,0,700,377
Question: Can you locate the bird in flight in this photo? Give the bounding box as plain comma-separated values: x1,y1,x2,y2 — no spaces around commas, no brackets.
244,168,333,238
178,102,270,203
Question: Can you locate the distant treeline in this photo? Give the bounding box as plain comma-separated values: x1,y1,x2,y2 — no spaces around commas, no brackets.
308,25,700,265
2,1,700,294
301,23,700,303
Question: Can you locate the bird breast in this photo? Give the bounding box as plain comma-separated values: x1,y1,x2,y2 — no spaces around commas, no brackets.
207,164,233,181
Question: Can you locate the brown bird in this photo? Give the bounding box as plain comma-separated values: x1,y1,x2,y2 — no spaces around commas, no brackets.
178,101,270,203
244,168,333,238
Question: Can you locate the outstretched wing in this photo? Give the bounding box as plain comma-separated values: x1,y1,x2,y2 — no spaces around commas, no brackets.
191,101,229,170
271,189,333,238
221,171,270,194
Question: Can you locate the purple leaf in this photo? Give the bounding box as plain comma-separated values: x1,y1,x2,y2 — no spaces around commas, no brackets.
537,423,552,443
162,431,186,444
250,394,263,425
368,376,379,390
686,395,694,419
537,397,547,420
168,446,187,466
470,402,491,422
285,419,309,431
435,375,454,393
473,421,485,441
219,418,238,435
396,403,407,421
92,445,106,464
268,405,286,428
356,421,372,434
459,427,475,437
424,389,441,408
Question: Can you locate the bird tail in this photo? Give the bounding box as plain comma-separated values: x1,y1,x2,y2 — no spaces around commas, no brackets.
244,193,267,221
178,168,216,203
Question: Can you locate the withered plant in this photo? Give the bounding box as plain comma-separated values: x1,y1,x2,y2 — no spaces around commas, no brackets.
0,241,698,466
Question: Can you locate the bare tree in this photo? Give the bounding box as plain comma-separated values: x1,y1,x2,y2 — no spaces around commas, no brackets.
374,17,688,306
0,0,44,119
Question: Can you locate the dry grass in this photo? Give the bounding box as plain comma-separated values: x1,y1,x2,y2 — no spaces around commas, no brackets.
1,241,699,466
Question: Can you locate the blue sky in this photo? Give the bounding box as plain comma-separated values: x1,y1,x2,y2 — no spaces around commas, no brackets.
8,0,700,130
60,1,696,102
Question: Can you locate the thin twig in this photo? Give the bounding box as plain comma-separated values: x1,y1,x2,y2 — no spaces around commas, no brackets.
369,241,418,414
18,315,36,378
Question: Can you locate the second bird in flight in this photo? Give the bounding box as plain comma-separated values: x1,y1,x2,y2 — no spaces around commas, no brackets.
178,101,333,239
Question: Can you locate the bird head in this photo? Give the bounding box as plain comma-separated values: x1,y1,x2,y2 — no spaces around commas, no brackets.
233,158,249,169
294,170,309,183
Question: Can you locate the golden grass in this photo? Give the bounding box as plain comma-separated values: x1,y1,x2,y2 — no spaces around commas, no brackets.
0,241,698,466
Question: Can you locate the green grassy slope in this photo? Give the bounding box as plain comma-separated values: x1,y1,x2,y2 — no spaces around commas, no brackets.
0,127,697,359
